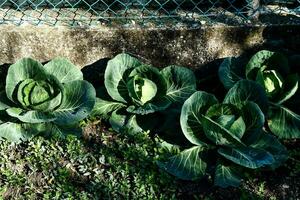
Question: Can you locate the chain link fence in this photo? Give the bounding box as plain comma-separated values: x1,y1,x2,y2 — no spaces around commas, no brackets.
0,0,299,27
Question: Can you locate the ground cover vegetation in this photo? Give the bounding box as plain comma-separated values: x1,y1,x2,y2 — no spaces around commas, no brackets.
0,50,299,199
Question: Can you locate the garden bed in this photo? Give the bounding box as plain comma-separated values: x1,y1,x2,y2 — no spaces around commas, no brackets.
0,49,299,199
0,120,299,199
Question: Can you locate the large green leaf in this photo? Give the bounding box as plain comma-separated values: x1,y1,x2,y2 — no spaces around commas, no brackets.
201,115,245,147
161,65,196,104
246,50,289,80
47,123,82,138
108,110,150,134
250,132,288,169
205,103,245,140
214,164,241,188
283,88,300,115
268,104,300,139
218,147,274,169
218,57,243,90
109,109,128,133
126,96,171,115
53,80,96,125
180,91,218,146
105,53,141,103
44,57,83,83
205,103,240,119
224,80,269,114
0,122,47,143
156,137,181,154
6,107,56,123
125,115,151,135
91,98,126,120
275,74,299,104
214,115,236,129
157,146,207,181
228,117,246,140
5,58,48,103
240,102,265,144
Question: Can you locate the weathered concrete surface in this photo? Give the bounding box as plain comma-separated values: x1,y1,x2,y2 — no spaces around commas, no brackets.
0,25,299,69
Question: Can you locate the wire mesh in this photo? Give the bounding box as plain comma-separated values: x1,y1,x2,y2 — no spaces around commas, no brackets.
0,0,299,27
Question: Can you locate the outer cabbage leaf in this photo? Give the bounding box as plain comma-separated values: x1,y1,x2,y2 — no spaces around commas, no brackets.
205,104,245,140
240,102,265,144
47,123,82,138
275,74,299,104
109,110,143,134
0,122,47,143
161,65,197,104
91,98,126,120
224,80,269,114
201,115,245,147
268,104,300,139
126,96,171,115
218,147,274,169
250,132,288,169
109,109,128,133
205,103,240,119
214,164,241,188
157,146,208,181
104,53,141,103
44,57,83,83
6,107,56,123
218,57,243,90
180,91,218,146
109,110,156,134
229,117,246,140
53,80,96,125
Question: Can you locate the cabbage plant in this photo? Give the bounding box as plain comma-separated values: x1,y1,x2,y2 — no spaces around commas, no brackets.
0,58,96,143
219,50,300,138
158,81,287,188
92,53,196,133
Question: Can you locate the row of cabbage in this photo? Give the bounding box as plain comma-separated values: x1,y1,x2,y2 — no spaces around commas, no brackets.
0,50,298,188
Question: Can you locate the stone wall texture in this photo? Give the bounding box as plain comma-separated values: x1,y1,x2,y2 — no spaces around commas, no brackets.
0,25,299,69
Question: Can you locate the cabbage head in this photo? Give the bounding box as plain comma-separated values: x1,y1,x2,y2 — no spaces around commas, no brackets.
0,58,96,143
92,53,196,133
219,50,300,139
159,83,287,188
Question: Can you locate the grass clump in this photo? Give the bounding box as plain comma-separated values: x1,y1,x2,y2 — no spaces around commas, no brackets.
0,122,176,200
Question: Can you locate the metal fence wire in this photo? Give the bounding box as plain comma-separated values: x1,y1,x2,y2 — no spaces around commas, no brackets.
0,0,299,26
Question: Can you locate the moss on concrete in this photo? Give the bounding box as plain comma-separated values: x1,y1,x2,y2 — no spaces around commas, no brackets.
0,25,299,69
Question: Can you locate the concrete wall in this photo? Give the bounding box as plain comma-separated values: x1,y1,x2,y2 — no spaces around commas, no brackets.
0,24,299,69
